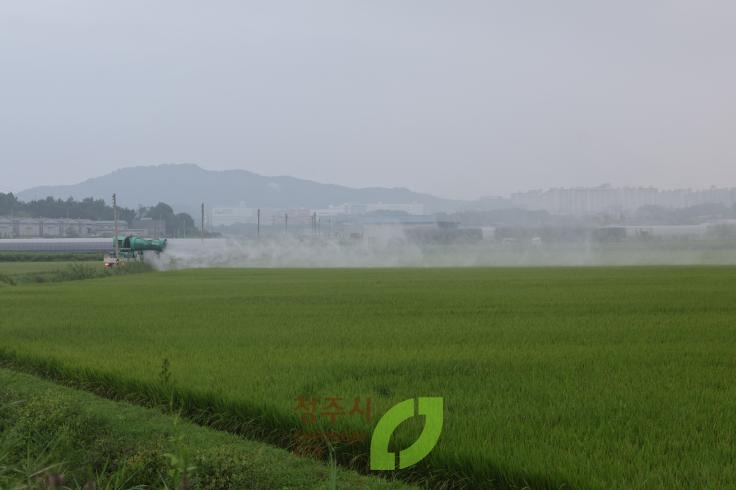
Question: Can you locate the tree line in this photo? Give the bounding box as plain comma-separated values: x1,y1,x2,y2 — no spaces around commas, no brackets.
0,193,197,237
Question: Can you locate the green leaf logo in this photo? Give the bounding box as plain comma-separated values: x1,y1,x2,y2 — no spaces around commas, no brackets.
370,397,443,470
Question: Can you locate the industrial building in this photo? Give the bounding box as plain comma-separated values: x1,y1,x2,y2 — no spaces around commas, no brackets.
211,202,426,228
0,218,128,238
364,202,425,215
0,238,111,253
210,206,283,227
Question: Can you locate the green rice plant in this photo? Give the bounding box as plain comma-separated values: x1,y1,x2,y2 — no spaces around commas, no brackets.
63,262,99,280
1,267,735,488
0,273,16,286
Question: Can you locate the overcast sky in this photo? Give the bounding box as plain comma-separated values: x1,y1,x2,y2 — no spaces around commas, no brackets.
1,1,734,199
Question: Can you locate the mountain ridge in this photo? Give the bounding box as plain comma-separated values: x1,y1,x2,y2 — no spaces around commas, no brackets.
17,164,473,216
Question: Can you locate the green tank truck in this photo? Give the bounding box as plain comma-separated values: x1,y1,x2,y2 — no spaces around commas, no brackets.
104,235,167,268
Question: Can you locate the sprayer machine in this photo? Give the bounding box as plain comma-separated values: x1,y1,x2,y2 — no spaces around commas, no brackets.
104,235,167,268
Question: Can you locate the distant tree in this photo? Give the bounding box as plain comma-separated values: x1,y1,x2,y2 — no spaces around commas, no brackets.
146,202,175,221
674,203,729,222
2,194,141,224
3,194,200,237
119,207,136,224
143,202,196,237
145,202,176,235
0,193,20,216
175,212,196,237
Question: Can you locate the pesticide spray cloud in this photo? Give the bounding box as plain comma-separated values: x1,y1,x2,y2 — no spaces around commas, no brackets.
146,232,736,270
147,230,426,270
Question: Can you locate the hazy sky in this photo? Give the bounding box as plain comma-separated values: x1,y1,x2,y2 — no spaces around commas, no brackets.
1,1,734,199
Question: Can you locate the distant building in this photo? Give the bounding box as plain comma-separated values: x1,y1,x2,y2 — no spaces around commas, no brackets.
361,214,436,240
313,203,360,218
211,206,258,226
40,220,64,237
17,219,39,237
286,208,313,226
210,206,285,228
210,202,426,228
0,217,127,238
365,202,425,215
0,219,11,238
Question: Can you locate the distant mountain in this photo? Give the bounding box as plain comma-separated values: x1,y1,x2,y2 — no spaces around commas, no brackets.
17,164,476,216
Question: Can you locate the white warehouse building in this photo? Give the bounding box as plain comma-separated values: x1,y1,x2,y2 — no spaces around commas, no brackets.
0,218,126,238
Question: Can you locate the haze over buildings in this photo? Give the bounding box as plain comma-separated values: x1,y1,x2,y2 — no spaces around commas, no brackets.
13,163,736,221
511,186,736,216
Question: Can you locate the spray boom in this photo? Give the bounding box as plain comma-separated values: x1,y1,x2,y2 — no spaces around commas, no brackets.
115,235,168,253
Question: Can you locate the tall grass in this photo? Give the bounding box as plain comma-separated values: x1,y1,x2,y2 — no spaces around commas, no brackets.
0,260,153,285
0,369,404,489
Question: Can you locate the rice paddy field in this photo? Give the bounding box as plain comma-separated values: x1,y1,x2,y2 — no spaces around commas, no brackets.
0,261,77,275
1,266,735,488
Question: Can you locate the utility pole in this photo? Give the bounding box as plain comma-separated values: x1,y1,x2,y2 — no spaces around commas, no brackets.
113,193,119,260
201,202,205,243
284,213,288,234
257,208,261,238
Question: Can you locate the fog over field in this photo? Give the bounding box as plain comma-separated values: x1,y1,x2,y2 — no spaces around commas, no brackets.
148,236,736,269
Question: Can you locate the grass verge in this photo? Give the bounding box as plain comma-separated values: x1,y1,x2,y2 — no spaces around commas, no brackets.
0,261,151,286
0,252,102,262
0,368,410,490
